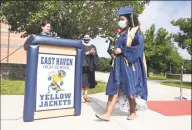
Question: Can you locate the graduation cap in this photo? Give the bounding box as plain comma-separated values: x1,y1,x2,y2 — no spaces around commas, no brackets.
116,7,134,16
117,7,137,27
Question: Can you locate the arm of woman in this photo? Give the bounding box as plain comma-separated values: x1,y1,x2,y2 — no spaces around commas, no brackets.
122,32,144,63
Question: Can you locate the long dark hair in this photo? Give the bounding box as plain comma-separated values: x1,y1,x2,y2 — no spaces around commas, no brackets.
124,13,140,28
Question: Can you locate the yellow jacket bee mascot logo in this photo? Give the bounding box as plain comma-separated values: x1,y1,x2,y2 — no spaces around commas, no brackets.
48,70,66,93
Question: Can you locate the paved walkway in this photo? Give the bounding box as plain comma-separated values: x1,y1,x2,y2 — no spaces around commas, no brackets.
1,72,191,130
95,71,191,82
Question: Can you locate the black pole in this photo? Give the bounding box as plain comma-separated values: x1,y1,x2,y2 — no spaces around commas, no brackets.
7,26,10,63
170,63,171,74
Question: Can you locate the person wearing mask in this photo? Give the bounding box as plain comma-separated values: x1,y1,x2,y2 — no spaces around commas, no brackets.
95,7,148,121
82,35,99,103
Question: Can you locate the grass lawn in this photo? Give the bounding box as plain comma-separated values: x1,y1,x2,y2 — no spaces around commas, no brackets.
1,80,25,95
88,82,106,94
161,81,192,89
147,74,177,80
0,80,106,95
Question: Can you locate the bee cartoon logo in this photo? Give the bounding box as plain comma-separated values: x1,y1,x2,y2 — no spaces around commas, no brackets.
47,70,66,93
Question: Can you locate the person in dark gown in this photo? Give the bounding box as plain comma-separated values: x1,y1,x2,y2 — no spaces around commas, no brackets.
82,35,99,103
95,7,148,121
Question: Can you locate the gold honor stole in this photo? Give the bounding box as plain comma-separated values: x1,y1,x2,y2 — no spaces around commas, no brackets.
125,26,147,75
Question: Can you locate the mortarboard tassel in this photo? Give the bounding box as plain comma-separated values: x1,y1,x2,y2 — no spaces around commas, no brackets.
131,14,135,28
124,57,129,66
132,64,136,71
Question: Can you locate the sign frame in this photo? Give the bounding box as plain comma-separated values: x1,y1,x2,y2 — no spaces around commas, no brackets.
23,35,83,122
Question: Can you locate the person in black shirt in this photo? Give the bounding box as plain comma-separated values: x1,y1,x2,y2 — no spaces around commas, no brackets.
24,20,57,51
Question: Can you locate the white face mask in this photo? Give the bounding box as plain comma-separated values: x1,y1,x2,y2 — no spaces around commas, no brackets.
118,20,127,29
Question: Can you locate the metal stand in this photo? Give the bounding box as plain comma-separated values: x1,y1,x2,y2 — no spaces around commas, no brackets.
174,66,187,100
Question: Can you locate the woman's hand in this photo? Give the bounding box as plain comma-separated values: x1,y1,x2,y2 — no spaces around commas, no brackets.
86,48,96,55
111,53,115,59
112,48,122,55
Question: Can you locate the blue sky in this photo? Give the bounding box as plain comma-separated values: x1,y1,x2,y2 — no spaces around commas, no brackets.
91,1,191,60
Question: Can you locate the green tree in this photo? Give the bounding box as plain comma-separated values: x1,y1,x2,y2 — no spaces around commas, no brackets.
143,24,155,76
144,26,184,75
98,57,111,72
183,60,192,74
1,1,149,39
166,44,184,74
171,18,192,55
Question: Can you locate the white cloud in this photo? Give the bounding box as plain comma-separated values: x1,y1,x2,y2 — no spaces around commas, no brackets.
139,1,191,60
139,1,191,33
91,1,191,59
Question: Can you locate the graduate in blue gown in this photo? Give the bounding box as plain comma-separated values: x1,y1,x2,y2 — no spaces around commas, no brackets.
95,7,148,121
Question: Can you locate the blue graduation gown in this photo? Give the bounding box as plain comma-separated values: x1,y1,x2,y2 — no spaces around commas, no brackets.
106,30,148,101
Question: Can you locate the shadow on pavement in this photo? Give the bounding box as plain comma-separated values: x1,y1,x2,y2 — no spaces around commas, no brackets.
89,97,128,117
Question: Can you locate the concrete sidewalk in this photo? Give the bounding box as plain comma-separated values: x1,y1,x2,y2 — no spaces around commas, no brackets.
95,71,192,82
1,80,191,130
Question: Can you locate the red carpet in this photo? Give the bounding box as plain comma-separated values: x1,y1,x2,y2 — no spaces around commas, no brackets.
147,100,192,116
